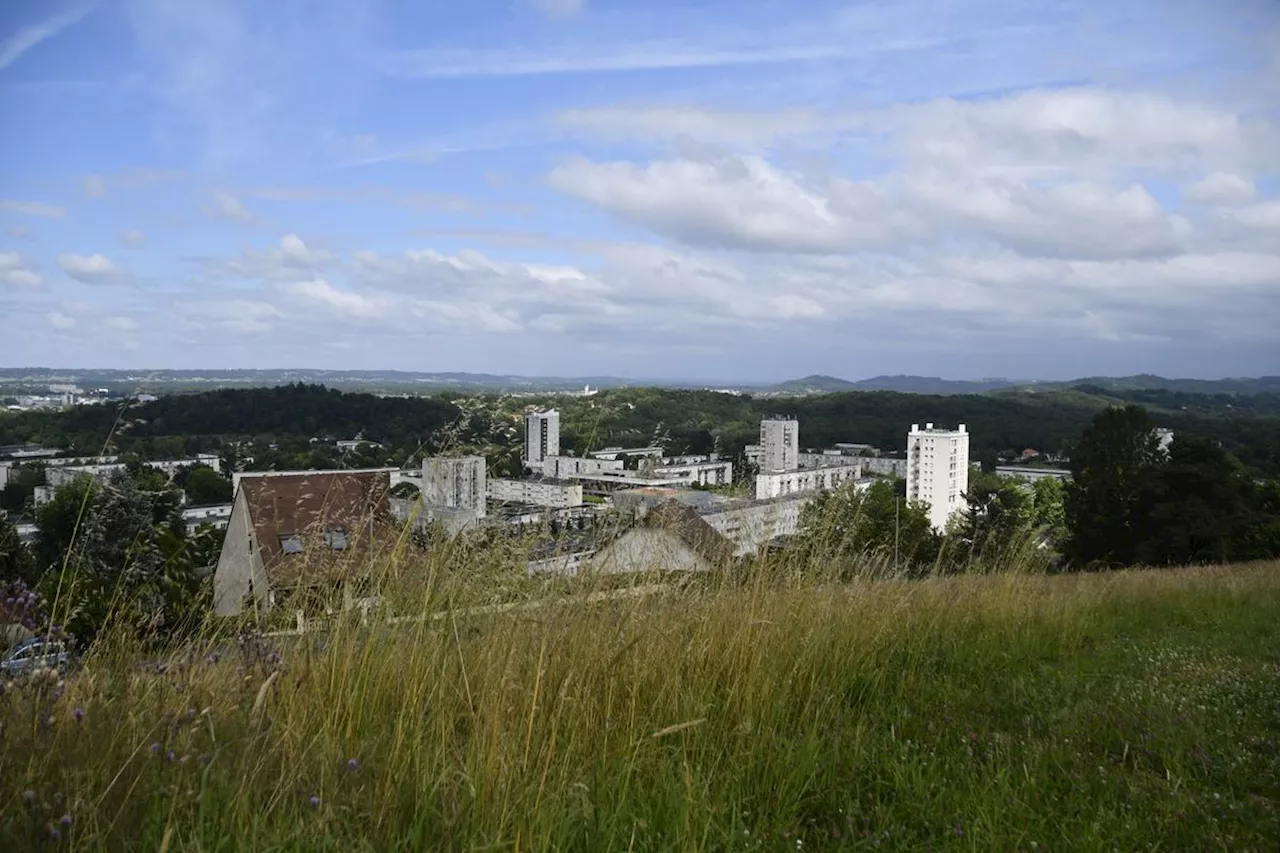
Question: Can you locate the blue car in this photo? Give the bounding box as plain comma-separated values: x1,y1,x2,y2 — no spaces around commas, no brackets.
1,637,72,677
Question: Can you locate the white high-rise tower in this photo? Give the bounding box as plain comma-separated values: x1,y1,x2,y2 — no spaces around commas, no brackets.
759,417,799,474
422,456,487,518
906,423,969,531
524,410,560,468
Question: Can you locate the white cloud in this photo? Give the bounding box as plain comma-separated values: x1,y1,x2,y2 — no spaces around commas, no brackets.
1184,173,1256,206
81,174,108,198
0,199,66,219
217,233,338,280
106,316,141,333
384,43,849,79
0,251,43,289
550,155,865,253
58,253,128,285
530,0,584,19
1231,201,1280,232
883,88,1279,179
551,153,1190,259
46,312,75,331
279,278,387,318
118,229,147,249
559,105,840,149
206,190,257,222
0,6,93,70
177,299,283,334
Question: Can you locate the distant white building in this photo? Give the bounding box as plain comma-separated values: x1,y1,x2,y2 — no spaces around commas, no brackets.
759,417,799,473
542,455,623,479
524,410,560,468
906,423,970,531
994,466,1070,484
488,478,583,508
1155,428,1174,454
754,462,862,500
423,456,487,519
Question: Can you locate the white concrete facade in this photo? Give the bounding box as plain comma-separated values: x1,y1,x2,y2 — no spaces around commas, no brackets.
994,466,1071,484
488,478,583,508
759,418,799,473
524,410,560,468
541,455,624,479
702,497,806,556
212,489,268,616
652,460,733,487
906,423,970,532
754,461,862,500
423,456,487,518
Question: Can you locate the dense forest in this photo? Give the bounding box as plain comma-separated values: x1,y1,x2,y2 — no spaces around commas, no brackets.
2,383,1278,477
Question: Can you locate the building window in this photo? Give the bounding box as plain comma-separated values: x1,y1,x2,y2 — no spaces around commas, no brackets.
324,527,348,551
279,534,304,555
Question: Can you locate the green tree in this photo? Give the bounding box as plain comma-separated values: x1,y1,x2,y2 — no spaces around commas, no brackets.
796,480,940,576
0,514,36,585
1030,476,1068,546
952,471,1034,569
53,473,203,642
1064,405,1163,568
1134,434,1253,566
181,465,233,505
34,475,100,573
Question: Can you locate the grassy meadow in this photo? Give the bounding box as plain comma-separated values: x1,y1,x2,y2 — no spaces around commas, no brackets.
3,553,1279,851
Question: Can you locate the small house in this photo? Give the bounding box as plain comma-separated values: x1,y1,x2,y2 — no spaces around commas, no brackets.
212,471,394,617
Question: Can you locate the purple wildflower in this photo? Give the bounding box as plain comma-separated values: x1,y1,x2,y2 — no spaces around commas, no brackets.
149,742,161,754
347,757,359,771
59,814,72,828
308,795,321,808
73,708,84,723
49,828,61,842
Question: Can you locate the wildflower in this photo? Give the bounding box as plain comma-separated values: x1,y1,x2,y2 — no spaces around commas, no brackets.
48,828,61,842
309,795,321,808
166,751,176,763
347,757,359,771
149,742,161,755
59,815,72,828
73,708,84,723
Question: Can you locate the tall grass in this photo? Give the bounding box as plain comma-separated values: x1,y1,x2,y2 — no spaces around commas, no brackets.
4,541,1280,850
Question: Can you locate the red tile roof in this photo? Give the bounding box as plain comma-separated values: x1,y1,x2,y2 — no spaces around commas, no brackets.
239,471,394,584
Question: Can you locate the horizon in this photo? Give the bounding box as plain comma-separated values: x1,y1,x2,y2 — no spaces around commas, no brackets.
1,365,1275,387
2,0,1278,378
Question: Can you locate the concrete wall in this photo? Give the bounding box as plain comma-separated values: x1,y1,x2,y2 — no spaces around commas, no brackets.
212,490,268,616
703,497,808,556
488,478,583,507
754,461,861,500
541,455,624,479
423,457,487,517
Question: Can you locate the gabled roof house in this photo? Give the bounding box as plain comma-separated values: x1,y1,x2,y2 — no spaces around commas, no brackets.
212,471,394,616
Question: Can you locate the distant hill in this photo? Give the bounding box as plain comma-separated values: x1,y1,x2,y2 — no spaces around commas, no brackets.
850,375,1022,395
761,375,861,394
1037,375,1280,395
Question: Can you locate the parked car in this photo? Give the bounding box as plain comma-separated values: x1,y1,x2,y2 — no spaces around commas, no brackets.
1,637,72,677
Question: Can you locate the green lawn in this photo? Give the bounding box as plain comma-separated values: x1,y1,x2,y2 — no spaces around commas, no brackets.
3,563,1279,851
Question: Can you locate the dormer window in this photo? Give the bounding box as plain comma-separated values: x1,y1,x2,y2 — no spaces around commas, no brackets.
280,534,304,554
324,527,348,551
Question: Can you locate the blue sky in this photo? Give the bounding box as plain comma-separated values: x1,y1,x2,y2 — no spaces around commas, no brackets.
0,0,1277,381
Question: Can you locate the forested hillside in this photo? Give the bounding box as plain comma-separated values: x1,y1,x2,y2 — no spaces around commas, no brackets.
2,383,1278,476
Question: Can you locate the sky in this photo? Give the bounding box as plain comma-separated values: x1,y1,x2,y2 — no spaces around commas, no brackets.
0,0,1277,382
